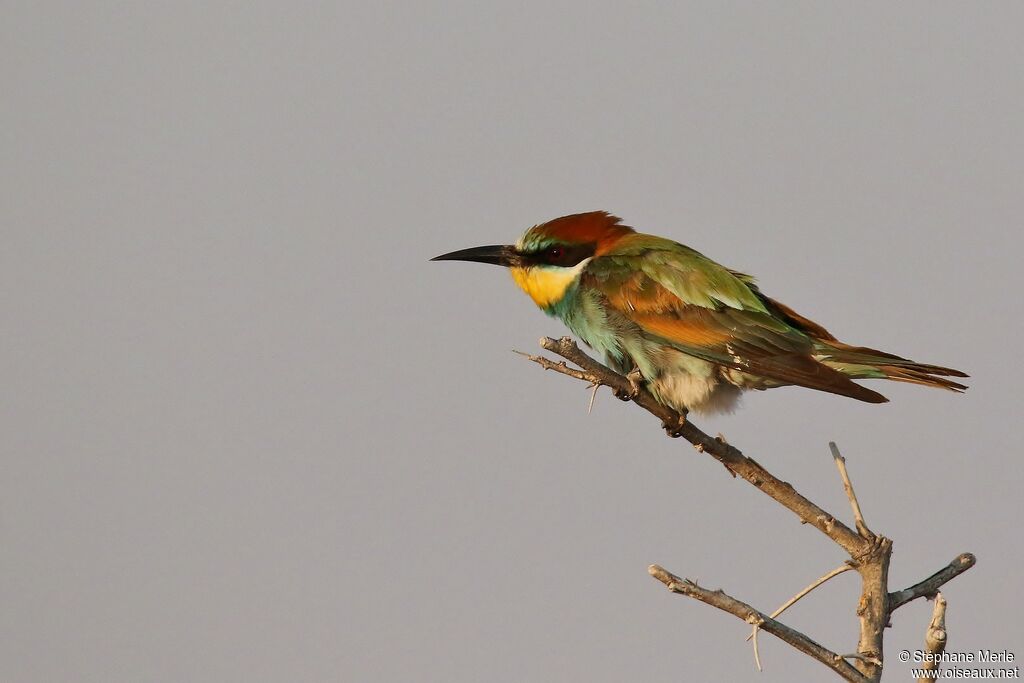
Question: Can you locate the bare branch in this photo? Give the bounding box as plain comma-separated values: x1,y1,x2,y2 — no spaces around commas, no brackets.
889,553,977,612
916,594,948,683
520,336,976,682
648,564,870,683
524,337,867,556
829,442,871,537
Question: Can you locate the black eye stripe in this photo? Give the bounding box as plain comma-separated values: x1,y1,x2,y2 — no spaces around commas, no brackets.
521,243,596,267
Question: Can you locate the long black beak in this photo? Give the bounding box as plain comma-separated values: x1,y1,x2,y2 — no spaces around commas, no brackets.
431,244,518,267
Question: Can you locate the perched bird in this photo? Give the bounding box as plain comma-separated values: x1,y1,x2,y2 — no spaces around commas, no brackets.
433,211,967,415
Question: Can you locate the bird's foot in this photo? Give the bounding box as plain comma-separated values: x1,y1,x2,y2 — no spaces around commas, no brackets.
661,412,688,438
614,367,645,401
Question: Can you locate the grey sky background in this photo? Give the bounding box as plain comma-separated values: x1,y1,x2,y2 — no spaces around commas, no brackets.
3,3,1022,681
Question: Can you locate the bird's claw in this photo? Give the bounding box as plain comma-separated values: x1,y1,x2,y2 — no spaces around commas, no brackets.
613,367,645,402
662,413,688,438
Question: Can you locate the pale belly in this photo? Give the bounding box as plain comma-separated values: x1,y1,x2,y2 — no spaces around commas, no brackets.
650,368,743,415
559,293,764,415
645,348,750,415
586,325,750,415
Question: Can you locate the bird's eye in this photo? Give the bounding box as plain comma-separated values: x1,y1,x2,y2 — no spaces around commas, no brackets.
548,246,564,261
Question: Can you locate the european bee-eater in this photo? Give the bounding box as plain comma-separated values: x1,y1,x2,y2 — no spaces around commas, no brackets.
433,211,967,414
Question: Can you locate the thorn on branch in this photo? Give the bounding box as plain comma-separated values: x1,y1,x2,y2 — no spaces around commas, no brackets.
587,382,600,414
749,614,765,671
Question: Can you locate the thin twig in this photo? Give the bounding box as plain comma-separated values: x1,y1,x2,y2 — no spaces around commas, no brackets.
830,442,871,538
648,564,870,683
747,563,855,641
512,349,597,383
916,594,948,683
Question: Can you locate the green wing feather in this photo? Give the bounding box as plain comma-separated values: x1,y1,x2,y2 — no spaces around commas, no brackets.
584,234,890,403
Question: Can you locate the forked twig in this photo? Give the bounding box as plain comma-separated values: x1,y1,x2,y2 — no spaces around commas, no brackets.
512,349,596,383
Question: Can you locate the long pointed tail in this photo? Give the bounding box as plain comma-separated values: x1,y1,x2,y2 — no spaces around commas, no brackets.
817,341,969,393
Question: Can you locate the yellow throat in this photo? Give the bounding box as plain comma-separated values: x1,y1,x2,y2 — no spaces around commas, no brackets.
509,262,587,309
